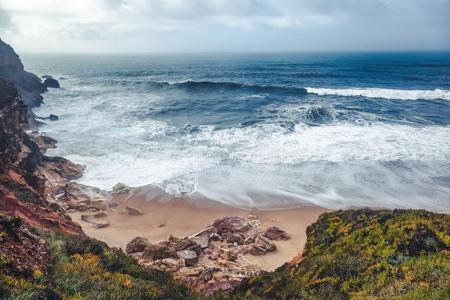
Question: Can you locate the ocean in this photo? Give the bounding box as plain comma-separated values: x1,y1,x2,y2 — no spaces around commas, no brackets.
23,52,450,211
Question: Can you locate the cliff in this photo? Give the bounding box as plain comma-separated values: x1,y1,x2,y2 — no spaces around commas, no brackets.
0,39,44,108
0,78,83,234
233,209,450,299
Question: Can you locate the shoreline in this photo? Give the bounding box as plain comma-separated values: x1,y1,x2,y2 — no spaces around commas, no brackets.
70,188,327,271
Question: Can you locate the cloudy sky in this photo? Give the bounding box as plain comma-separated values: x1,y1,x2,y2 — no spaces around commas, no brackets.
0,0,449,53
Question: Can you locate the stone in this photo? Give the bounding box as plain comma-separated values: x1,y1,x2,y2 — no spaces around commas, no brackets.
226,233,245,245
249,245,267,255
125,206,143,216
191,234,209,249
161,258,180,271
177,250,198,267
126,237,149,254
263,227,290,240
94,220,109,229
175,238,201,254
75,203,89,211
143,243,170,260
48,114,58,121
93,211,107,218
212,216,252,234
221,249,237,261
80,214,91,222
43,77,60,88
209,232,221,241
254,235,276,253
112,183,131,194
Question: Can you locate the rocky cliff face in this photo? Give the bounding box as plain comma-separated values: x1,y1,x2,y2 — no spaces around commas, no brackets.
0,78,83,234
0,38,44,108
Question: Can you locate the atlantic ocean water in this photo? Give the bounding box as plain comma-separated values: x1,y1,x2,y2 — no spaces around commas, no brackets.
23,52,450,211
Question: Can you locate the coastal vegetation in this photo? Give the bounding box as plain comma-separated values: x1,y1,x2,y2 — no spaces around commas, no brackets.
0,213,198,299
233,209,450,299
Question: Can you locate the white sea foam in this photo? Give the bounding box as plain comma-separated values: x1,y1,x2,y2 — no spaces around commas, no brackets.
33,78,450,212
306,87,450,100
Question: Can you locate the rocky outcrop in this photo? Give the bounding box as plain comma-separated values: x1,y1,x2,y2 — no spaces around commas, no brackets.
127,215,291,295
0,39,44,108
0,79,82,235
42,77,60,89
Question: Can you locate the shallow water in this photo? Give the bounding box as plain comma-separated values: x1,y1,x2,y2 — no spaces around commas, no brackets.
23,52,450,211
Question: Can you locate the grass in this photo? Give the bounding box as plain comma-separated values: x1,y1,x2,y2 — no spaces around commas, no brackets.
233,209,450,300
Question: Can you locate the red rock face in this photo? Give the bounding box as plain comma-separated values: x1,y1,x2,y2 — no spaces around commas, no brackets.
0,79,83,235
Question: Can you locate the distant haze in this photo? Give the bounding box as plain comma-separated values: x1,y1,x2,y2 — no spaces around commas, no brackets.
0,0,449,53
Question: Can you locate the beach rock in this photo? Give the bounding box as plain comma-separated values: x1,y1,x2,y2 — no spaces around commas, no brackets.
175,238,201,254
125,206,143,216
255,235,277,252
112,183,131,194
93,211,107,218
263,227,290,241
126,237,149,254
221,249,238,261
210,232,221,241
143,243,170,260
177,250,198,267
249,245,267,256
191,235,209,249
48,114,59,121
226,233,245,245
162,258,179,267
213,216,251,234
94,220,109,229
43,77,60,88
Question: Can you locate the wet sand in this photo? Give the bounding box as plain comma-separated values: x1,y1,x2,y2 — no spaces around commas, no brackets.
70,187,327,271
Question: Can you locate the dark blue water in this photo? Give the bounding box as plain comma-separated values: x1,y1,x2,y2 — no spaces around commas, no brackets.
23,52,450,211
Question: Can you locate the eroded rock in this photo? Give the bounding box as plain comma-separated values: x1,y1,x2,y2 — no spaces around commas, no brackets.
125,206,143,216
263,227,290,241
126,237,149,254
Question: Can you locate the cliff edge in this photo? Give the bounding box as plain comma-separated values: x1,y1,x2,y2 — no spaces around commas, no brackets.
0,39,44,108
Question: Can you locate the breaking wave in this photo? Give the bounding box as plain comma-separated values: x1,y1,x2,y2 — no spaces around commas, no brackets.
306,87,450,101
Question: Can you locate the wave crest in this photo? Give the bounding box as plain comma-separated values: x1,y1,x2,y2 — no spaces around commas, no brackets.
141,80,307,95
306,87,450,100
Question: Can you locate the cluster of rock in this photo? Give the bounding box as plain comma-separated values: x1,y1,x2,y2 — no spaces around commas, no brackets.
126,215,290,294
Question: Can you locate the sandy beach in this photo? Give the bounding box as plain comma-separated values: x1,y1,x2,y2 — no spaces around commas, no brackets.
70,186,327,271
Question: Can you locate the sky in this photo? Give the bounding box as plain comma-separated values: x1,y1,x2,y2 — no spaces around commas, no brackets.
0,0,449,53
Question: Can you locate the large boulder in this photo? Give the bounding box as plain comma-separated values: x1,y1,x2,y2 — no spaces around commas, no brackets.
212,216,251,234
226,233,245,245
174,238,201,254
126,237,149,254
43,77,60,89
263,227,290,241
250,235,277,255
177,250,198,267
112,183,131,194
143,243,171,260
